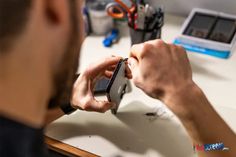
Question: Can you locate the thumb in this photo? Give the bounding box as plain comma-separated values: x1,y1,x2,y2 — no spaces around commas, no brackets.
128,57,142,87
128,57,139,74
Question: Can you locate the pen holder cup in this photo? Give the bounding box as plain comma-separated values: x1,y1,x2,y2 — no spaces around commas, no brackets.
129,26,162,45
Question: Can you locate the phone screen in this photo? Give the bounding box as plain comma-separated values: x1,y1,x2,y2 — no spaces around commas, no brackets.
94,78,110,95
209,18,236,43
184,13,216,39
184,12,236,43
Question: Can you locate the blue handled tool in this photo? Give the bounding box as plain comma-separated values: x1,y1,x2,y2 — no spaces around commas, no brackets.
103,29,120,47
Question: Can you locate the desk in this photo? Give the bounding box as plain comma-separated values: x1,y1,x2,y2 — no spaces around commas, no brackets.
45,14,236,157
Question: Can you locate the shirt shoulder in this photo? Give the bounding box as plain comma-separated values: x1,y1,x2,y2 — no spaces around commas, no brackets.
0,116,57,157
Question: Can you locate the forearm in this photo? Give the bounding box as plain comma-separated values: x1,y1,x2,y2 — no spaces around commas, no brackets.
167,84,236,157
44,107,65,125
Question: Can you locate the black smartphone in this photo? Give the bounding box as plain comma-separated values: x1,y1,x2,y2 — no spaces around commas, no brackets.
93,59,128,114
106,59,128,114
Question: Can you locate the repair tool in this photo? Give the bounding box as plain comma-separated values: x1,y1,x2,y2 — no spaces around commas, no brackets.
106,0,136,19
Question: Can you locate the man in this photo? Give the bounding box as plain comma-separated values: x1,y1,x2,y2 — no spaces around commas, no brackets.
0,0,235,157
0,1,123,157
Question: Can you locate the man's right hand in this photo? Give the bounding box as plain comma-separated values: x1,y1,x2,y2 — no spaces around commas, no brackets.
128,39,197,115
128,39,236,157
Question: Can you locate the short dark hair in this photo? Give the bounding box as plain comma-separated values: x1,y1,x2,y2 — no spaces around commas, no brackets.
0,0,32,53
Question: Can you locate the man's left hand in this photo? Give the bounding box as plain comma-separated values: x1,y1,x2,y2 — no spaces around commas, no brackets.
71,56,132,113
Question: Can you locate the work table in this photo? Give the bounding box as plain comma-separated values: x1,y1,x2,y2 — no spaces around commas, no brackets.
46,14,236,157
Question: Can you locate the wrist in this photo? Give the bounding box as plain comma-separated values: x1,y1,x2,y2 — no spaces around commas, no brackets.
164,81,204,120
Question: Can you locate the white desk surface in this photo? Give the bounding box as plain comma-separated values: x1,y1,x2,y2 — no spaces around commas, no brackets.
46,14,236,157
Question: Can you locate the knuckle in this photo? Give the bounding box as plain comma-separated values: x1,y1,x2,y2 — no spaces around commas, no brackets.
138,43,146,56
83,66,93,77
170,44,178,49
83,70,90,77
71,93,82,106
103,56,115,65
131,43,138,48
140,42,153,57
177,45,185,52
178,46,187,57
98,106,106,113
101,108,107,113
170,44,178,52
82,104,89,111
143,42,153,51
155,39,165,48
103,57,111,64
82,100,91,110
130,44,137,52
80,106,86,110
72,98,79,106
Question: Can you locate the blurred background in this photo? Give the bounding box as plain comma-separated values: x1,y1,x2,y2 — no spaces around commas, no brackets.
149,0,236,16
86,0,236,16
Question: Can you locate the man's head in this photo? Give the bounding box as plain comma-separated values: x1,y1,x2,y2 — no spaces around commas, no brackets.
0,0,84,109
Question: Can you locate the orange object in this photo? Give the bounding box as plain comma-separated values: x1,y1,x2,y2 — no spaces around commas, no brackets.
106,0,136,19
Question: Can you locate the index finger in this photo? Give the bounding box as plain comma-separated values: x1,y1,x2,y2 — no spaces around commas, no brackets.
87,56,122,77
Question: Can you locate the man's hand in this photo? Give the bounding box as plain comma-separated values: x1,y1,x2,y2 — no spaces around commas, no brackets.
71,56,132,113
128,39,195,113
128,39,236,157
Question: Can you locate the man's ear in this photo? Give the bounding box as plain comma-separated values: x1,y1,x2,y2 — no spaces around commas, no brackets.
31,0,72,72
43,0,70,27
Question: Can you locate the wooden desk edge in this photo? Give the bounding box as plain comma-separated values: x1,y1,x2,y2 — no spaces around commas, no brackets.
45,136,99,157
